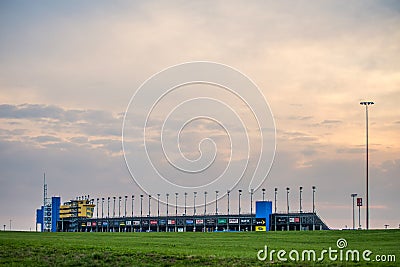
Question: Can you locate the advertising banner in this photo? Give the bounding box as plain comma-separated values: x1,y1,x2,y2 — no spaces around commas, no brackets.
229,218,239,224
206,219,215,225
217,218,227,224
255,218,266,226
240,218,250,224
186,219,194,224
132,220,140,225
168,219,176,225
126,221,132,226
256,226,266,231
195,219,204,225
150,220,158,225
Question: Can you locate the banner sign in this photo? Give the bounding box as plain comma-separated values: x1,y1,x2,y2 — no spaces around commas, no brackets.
229,218,239,224
150,220,158,225
256,226,266,231
132,220,140,225
186,219,194,224
168,219,176,225
357,198,362,206
195,219,204,225
255,218,266,226
206,219,215,224
240,218,251,224
218,218,227,224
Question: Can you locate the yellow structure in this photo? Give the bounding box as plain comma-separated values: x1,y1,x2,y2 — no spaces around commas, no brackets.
60,199,95,219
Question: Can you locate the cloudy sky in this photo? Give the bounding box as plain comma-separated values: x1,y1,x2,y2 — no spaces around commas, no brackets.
0,0,399,230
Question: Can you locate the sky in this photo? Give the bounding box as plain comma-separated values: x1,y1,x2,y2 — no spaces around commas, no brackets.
0,0,399,230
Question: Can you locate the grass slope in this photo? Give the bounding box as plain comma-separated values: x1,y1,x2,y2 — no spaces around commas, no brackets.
0,230,398,266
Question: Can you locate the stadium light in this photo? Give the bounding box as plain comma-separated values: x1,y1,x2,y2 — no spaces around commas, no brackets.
312,186,316,213
131,195,134,217
238,189,242,231
107,197,110,218
96,198,99,218
193,192,197,216
274,188,277,213
215,191,219,215
175,193,178,232
157,194,160,217
360,101,374,230
227,190,230,215
140,195,143,218
262,188,266,201
124,196,127,217
286,187,290,214
204,191,207,215
299,187,303,213
184,192,187,216
175,193,178,217
148,195,151,217
118,196,121,217
113,197,116,218
101,198,104,219
166,193,169,218
166,193,169,231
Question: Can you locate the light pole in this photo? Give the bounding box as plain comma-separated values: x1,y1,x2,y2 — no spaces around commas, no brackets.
299,187,303,213
96,198,99,218
166,193,169,217
157,194,160,217
215,191,219,215
204,192,207,215
184,192,187,215
286,187,290,213
227,190,230,215
262,188,266,201
140,195,143,217
118,196,121,217
101,198,104,219
175,193,178,232
107,197,110,218
166,193,169,231
131,195,134,217
238,190,242,231
148,195,151,217
274,188,277,213
250,189,254,231
124,196,127,217
351,193,357,230
360,101,374,230
250,189,254,215
113,197,116,218
312,186,316,213
193,192,197,216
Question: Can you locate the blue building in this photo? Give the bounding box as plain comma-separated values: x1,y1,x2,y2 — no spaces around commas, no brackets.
36,196,60,232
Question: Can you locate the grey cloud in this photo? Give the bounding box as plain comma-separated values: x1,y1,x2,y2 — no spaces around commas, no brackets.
31,135,62,143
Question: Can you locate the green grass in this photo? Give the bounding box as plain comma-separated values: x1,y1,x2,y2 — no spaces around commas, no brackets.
0,230,398,266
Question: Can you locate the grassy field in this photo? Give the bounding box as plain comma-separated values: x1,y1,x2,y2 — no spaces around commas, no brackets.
0,230,398,266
